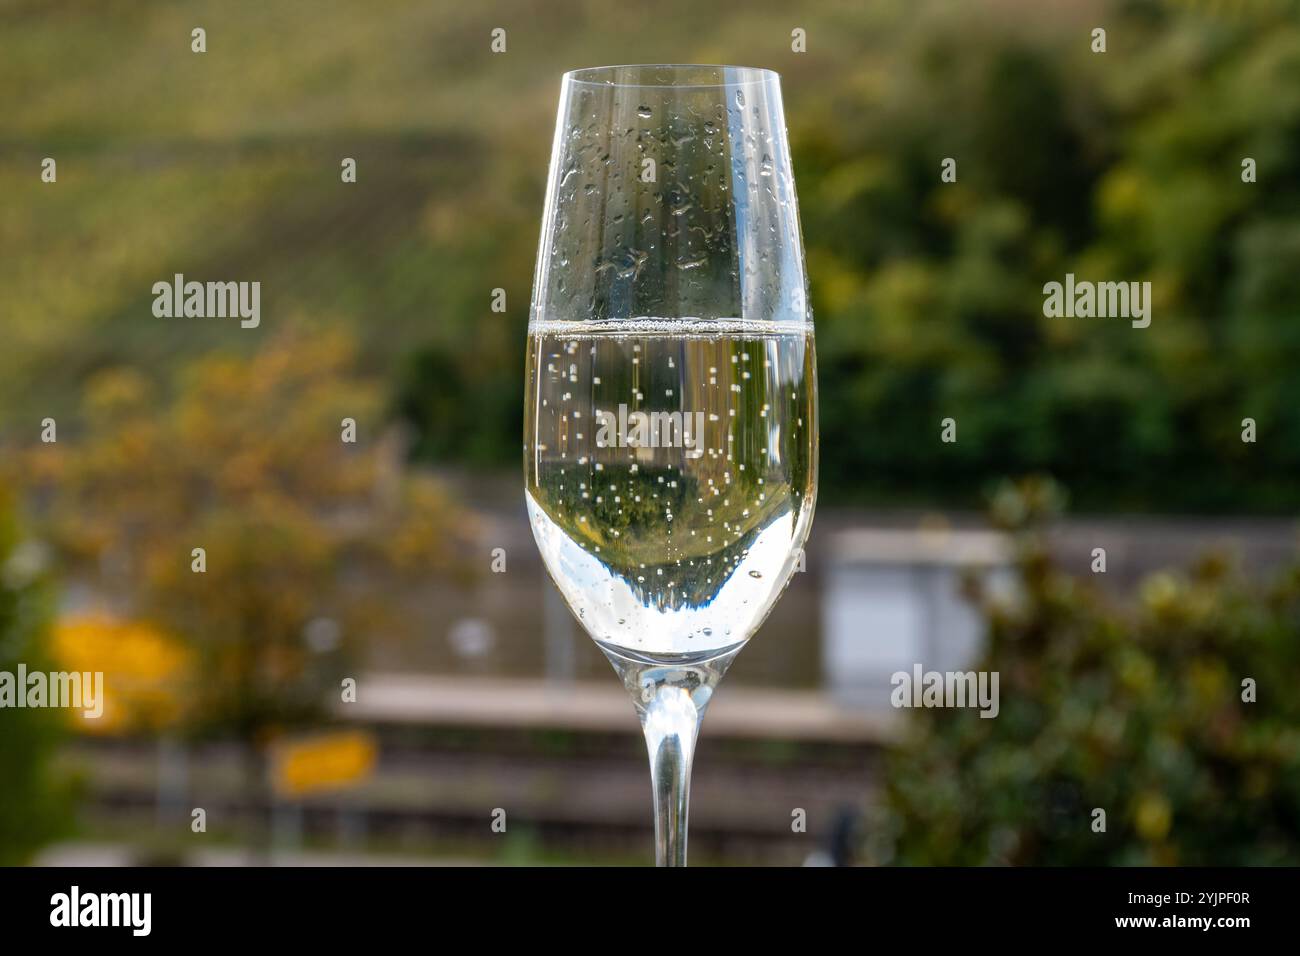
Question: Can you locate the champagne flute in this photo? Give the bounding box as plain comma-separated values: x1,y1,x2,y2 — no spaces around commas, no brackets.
523,64,817,866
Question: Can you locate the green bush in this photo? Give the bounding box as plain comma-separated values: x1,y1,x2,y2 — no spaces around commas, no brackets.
0,487,72,865
880,479,1300,865
802,6,1300,512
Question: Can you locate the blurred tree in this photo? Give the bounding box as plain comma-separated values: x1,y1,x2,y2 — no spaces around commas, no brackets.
791,4,1300,511
881,478,1300,865
394,344,522,467
19,329,478,845
0,486,72,864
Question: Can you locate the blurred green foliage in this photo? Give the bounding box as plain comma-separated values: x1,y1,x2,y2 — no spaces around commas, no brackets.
0,487,72,864
881,478,1300,865
803,2,1300,511
4,1,1299,511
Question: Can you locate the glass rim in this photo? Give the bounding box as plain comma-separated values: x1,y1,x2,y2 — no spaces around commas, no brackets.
563,64,780,89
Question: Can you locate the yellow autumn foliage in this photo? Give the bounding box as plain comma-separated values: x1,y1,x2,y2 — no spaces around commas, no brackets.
52,613,192,734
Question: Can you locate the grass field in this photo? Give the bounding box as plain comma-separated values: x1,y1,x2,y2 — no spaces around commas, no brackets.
0,0,891,419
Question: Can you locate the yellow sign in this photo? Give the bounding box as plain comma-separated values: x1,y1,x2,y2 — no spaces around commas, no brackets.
272,730,377,798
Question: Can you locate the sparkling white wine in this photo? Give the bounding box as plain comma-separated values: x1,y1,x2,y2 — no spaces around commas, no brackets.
524,317,817,659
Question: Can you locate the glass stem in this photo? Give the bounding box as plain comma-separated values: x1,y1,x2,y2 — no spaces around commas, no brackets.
642,683,700,866
600,641,742,868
